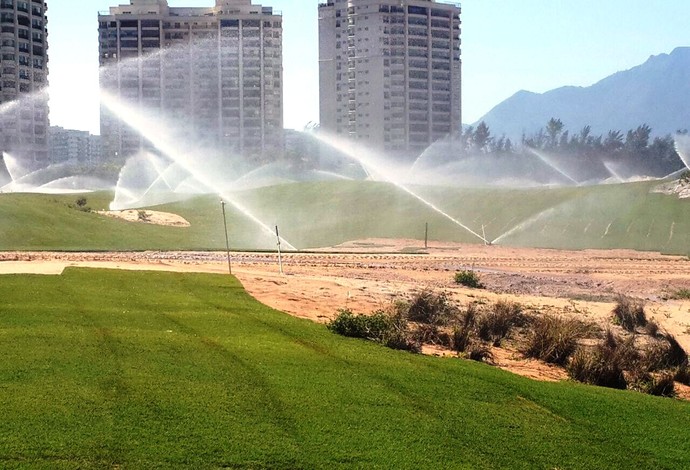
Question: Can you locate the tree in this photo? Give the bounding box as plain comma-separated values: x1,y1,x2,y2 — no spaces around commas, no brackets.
625,124,652,153
603,130,624,154
579,125,592,146
471,121,492,153
545,118,564,148
648,135,680,174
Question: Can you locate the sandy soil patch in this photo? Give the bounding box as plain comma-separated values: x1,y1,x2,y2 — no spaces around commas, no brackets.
2,240,690,390
97,210,191,227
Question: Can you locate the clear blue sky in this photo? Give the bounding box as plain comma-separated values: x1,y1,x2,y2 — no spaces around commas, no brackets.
48,1,689,134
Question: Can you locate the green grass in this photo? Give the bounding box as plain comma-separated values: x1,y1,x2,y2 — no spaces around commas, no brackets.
671,288,690,300
1,179,689,254
0,268,689,468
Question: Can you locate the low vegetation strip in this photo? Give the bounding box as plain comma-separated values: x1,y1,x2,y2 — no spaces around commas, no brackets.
0,269,689,468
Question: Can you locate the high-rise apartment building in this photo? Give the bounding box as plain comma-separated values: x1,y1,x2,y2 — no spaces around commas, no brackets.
49,126,102,165
0,0,49,168
98,0,283,164
318,0,461,159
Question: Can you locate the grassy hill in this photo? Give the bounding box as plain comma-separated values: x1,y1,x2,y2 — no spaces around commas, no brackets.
0,180,688,254
0,268,689,468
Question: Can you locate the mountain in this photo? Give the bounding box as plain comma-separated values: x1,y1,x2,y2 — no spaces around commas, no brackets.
475,47,690,140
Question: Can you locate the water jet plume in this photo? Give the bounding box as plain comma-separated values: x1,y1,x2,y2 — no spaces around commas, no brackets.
99,91,297,251
602,161,625,183
526,147,580,185
312,132,490,245
492,207,557,245
674,134,690,170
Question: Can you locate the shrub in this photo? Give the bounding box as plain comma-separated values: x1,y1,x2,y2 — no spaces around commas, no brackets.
69,196,90,212
452,304,493,363
327,309,392,341
602,329,640,368
612,295,647,332
384,328,421,353
137,210,151,222
454,270,484,289
414,322,444,345
568,347,627,389
476,300,526,346
524,315,591,365
567,331,636,389
628,371,676,397
643,332,688,371
674,365,690,386
464,341,493,363
407,289,458,325
451,303,479,353
328,305,421,353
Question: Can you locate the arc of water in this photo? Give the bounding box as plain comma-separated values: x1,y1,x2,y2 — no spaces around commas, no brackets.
657,135,690,181
1,152,28,186
526,147,580,185
99,91,297,251
137,157,198,203
313,132,489,244
674,134,690,170
660,168,687,181
492,207,557,245
312,170,353,181
602,161,625,183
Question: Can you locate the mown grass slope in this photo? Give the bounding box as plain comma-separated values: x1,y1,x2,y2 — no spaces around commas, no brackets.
0,269,689,468
1,179,689,254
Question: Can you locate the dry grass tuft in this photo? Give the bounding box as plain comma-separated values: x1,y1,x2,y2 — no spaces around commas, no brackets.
567,330,638,389
524,315,592,365
476,300,527,346
612,295,647,332
643,331,688,371
628,370,676,397
407,289,458,325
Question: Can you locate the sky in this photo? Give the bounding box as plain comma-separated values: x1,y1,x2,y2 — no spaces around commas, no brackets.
47,1,689,135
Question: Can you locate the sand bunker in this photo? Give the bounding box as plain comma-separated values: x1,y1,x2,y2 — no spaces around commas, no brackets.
97,210,191,227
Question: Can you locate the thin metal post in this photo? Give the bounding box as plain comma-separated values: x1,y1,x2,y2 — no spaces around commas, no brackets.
275,225,284,275
424,222,428,249
220,200,232,275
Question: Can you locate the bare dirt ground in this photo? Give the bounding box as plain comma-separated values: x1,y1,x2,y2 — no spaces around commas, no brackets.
2,239,690,394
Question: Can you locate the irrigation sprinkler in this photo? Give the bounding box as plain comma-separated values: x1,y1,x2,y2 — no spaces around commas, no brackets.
275,225,284,275
220,200,232,275
424,222,429,249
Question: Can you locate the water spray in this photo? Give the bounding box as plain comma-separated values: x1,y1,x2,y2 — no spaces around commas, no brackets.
602,161,625,183
491,207,557,245
220,200,232,275
99,91,297,251
527,147,580,185
312,132,490,245
674,134,690,171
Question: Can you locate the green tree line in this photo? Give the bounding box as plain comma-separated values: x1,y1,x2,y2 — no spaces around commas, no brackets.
460,118,686,178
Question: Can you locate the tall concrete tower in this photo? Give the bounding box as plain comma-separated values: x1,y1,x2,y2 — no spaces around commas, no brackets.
0,0,49,168
98,0,283,165
319,0,461,160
